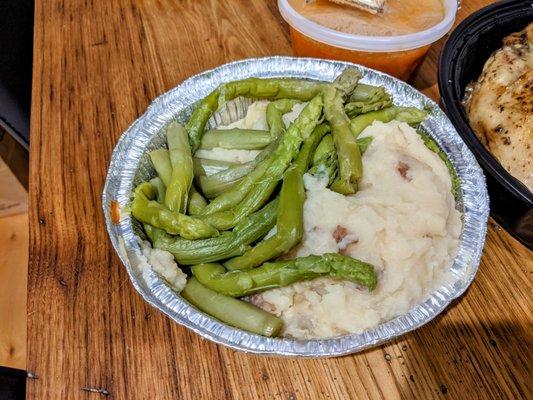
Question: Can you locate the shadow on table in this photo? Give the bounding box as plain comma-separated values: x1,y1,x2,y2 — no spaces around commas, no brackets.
381,307,532,399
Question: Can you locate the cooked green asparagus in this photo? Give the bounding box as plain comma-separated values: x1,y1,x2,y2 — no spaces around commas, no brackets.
215,67,359,109
313,133,374,162
293,123,331,174
199,94,324,230
218,77,325,107
198,99,299,214
350,106,428,137
199,128,271,150
357,136,374,154
266,99,301,139
186,90,220,153
309,134,373,185
349,83,389,103
332,68,361,98
165,122,193,213
181,278,283,337
345,83,392,118
149,177,166,204
199,156,274,215
192,253,378,297
198,174,242,199
224,165,305,271
188,185,208,215
131,182,218,240
193,158,237,177
149,149,173,187
323,86,362,195
146,198,278,265
196,143,273,200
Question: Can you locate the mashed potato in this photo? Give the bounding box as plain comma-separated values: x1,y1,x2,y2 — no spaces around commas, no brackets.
140,240,187,292
249,120,462,339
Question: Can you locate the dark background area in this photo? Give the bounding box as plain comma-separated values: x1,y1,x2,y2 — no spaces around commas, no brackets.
0,0,33,189
0,0,34,149
0,2,33,398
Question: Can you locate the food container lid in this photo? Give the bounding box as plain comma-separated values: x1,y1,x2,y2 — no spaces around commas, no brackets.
278,0,458,52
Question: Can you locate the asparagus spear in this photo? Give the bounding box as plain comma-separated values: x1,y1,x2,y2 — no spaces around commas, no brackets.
224,166,305,271
131,183,218,240
293,123,331,174
192,253,378,297
165,122,193,213
199,156,274,215
198,175,242,199
186,89,220,153
313,134,335,165
196,99,298,201
311,134,338,184
313,134,373,159
310,155,338,186
199,128,272,150
196,149,270,199
186,69,359,154
181,278,283,337
193,158,237,178
357,136,374,154
149,149,173,187
188,185,208,215
393,107,428,126
199,99,298,215
218,78,325,107
418,128,461,198
323,85,362,195
332,68,361,98
266,99,300,139
350,106,428,137
217,68,360,107
146,198,278,265
345,83,392,118
309,134,373,185
199,94,324,230
197,156,259,194
349,83,388,103
149,177,166,203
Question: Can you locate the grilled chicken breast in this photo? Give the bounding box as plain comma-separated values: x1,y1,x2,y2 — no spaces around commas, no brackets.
464,23,533,193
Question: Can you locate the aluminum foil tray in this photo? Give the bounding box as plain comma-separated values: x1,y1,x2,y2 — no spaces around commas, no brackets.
102,57,489,357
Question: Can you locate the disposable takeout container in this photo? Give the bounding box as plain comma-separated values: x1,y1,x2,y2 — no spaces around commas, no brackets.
278,0,458,80
438,0,533,250
103,57,489,357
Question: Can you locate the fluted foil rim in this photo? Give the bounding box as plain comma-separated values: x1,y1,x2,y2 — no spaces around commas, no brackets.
102,57,489,357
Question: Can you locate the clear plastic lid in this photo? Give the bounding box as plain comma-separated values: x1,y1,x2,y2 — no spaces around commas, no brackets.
278,0,458,52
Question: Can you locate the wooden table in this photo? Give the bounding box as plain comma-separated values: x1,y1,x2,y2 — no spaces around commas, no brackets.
28,1,532,398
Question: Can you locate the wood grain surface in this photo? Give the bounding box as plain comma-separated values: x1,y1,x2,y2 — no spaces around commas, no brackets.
28,1,532,399
0,212,28,370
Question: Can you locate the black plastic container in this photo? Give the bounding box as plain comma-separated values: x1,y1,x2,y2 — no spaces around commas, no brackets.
439,0,533,250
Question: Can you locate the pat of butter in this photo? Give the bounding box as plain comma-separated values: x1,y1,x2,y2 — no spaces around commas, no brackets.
327,0,386,14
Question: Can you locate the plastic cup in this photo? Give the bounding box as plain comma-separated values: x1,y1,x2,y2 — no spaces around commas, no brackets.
278,0,458,80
